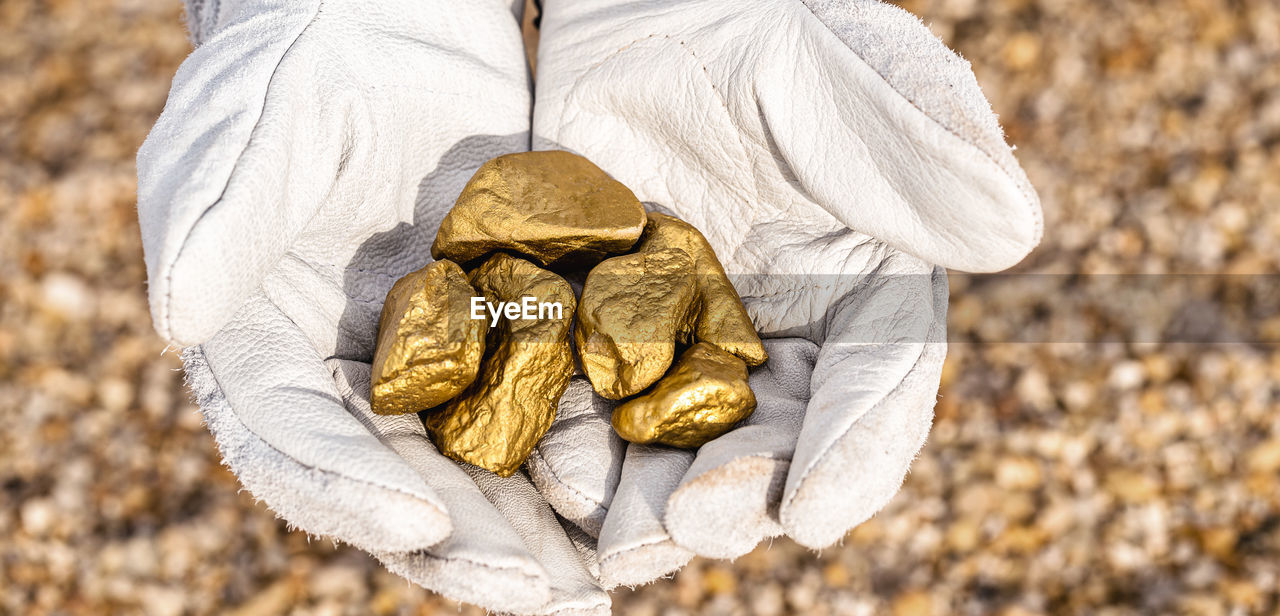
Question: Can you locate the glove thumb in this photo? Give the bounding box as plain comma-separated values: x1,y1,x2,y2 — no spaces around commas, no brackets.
758,0,1042,272
138,0,345,346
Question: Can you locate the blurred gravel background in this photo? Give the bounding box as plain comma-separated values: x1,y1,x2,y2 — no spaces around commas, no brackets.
2,0,1279,614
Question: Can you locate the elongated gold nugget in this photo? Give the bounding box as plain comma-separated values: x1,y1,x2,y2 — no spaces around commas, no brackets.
577,212,767,399
424,253,576,476
612,343,757,448
431,150,647,267
370,260,486,415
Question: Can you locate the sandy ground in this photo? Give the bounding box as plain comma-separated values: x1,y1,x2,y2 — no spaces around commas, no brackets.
2,0,1279,614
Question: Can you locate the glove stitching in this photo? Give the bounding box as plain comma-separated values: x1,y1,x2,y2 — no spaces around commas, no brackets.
795,0,1043,242
557,32,758,203
382,551,547,581
596,536,681,568
161,1,326,342
528,450,608,515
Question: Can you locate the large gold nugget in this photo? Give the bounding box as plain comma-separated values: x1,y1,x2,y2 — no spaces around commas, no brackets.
425,254,577,476
612,343,757,448
576,212,767,399
370,260,485,415
576,247,700,399
431,150,647,267
641,213,768,367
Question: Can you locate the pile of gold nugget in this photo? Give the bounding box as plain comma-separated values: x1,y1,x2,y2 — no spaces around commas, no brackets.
370,151,766,476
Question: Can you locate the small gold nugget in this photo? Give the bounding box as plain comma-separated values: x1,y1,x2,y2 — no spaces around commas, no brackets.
424,253,576,476
431,150,647,267
612,343,757,448
370,260,485,415
577,212,767,399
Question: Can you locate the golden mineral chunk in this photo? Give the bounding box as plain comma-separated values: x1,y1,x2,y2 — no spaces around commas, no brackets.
612,343,757,448
431,150,647,267
370,260,486,415
576,211,767,399
576,246,700,399
424,253,576,476
641,212,768,367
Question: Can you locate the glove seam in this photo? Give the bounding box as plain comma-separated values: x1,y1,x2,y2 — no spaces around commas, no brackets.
384,551,547,581
596,536,678,568
556,33,759,210
528,451,609,516
161,1,327,342
795,0,1043,246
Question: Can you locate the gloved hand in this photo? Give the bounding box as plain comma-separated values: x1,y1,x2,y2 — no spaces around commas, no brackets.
524,0,1042,587
137,1,608,613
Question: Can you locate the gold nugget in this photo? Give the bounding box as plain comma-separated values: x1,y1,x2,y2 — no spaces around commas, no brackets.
370,260,486,415
612,343,757,448
576,246,700,399
641,212,768,366
577,212,767,399
424,254,576,476
431,150,647,267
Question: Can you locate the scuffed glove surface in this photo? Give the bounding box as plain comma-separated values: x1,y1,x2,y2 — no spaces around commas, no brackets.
138,0,608,613
525,0,1042,588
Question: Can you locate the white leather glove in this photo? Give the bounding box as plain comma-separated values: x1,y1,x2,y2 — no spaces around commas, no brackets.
138,1,608,613
525,0,1043,588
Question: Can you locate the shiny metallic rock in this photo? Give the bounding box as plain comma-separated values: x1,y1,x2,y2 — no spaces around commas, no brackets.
612,342,757,448
576,245,699,399
370,260,486,415
431,150,646,267
641,212,768,367
576,212,767,399
424,253,577,476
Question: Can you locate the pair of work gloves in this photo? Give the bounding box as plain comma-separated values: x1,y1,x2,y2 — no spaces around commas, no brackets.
138,0,1042,613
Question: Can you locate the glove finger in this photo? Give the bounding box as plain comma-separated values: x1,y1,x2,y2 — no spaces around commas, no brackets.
664,338,818,559
779,260,949,549
757,0,1041,272
596,444,695,589
138,1,343,346
560,516,603,582
328,359,608,616
377,472,611,615
139,0,533,347
527,377,626,538
536,1,1039,274
462,469,609,615
192,293,452,554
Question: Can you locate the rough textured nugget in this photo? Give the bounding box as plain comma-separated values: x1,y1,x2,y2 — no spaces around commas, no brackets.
370,260,485,415
612,343,756,448
424,254,576,476
431,150,647,267
577,211,767,399
641,212,768,366
576,246,699,399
